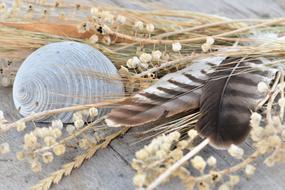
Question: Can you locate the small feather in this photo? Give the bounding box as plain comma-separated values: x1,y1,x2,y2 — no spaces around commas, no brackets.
196,57,278,148
105,57,225,127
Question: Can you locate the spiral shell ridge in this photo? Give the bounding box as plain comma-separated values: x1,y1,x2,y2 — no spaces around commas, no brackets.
13,41,124,123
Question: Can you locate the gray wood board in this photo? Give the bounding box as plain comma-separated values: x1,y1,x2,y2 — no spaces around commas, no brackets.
1,0,285,190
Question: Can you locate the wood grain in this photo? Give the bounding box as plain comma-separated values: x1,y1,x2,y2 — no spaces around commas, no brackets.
1,0,285,190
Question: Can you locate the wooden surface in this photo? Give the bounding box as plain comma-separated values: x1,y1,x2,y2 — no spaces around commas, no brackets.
1,0,285,190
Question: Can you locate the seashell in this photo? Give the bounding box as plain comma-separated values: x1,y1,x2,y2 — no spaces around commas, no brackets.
13,41,124,123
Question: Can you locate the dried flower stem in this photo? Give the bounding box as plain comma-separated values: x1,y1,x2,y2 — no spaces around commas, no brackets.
31,127,129,190
34,118,104,155
267,87,281,124
115,19,259,52
2,98,126,133
146,138,209,190
256,70,281,111
154,19,263,39
135,54,196,77
104,18,285,45
196,150,261,183
279,70,285,120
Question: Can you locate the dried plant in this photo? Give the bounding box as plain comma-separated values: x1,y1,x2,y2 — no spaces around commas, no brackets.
132,71,285,190
1,1,285,190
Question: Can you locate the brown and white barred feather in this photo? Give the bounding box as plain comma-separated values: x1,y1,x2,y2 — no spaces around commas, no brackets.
196,57,278,148
105,57,225,127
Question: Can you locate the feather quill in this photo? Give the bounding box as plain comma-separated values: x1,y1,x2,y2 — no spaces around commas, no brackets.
105,57,225,127
196,57,278,148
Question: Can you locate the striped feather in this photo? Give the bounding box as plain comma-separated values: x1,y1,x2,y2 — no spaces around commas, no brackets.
196,57,278,148
105,57,225,127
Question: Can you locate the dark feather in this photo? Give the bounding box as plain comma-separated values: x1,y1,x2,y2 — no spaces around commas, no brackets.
105,57,225,127
196,57,278,148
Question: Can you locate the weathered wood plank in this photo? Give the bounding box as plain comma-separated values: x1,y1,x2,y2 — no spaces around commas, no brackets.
1,0,285,190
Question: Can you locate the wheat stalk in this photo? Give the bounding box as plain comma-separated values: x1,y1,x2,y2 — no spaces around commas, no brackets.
30,127,129,190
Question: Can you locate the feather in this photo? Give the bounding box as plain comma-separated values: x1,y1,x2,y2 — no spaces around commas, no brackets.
105,57,225,127
196,57,278,148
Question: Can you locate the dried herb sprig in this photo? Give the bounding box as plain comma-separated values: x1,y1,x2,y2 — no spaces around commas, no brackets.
31,127,129,190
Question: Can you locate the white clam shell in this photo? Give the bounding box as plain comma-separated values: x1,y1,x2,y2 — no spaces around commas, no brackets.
13,41,124,123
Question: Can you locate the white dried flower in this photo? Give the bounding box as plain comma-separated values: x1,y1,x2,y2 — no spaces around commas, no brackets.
256,139,270,154
206,37,215,45
207,156,217,167
136,149,149,160
16,151,25,161
188,129,198,140
52,119,63,130
24,133,37,147
177,140,188,149
170,149,183,160
16,121,26,132
268,135,281,147
89,107,98,118
44,136,56,146
245,164,256,176
152,50,162,61
228,144,244,159
191,155,206,173
35,127,49,138
126,58,137,69
134,21,144,31
201,43,211,52
0,3,6,11
251,127,264,141
89,34,99,44
66,125,75,134
53,144,66,156
0,143,10,154
229,175,240,186
160,142,172,152
257,82,269,93
139,53,152,63
73,112,83,121
132,56,141,65
146,23,154,33
156,150,167,159
250,112,262,127
74,119,85,129
52,128,62,139
31,160,41,173
140,63,149,69
133,173,146,187
172,42,182,52
1,77,10,87
127,56,141,69
278,97,285,107
116,15,126,24
42,152,54,164
168,131,180,141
